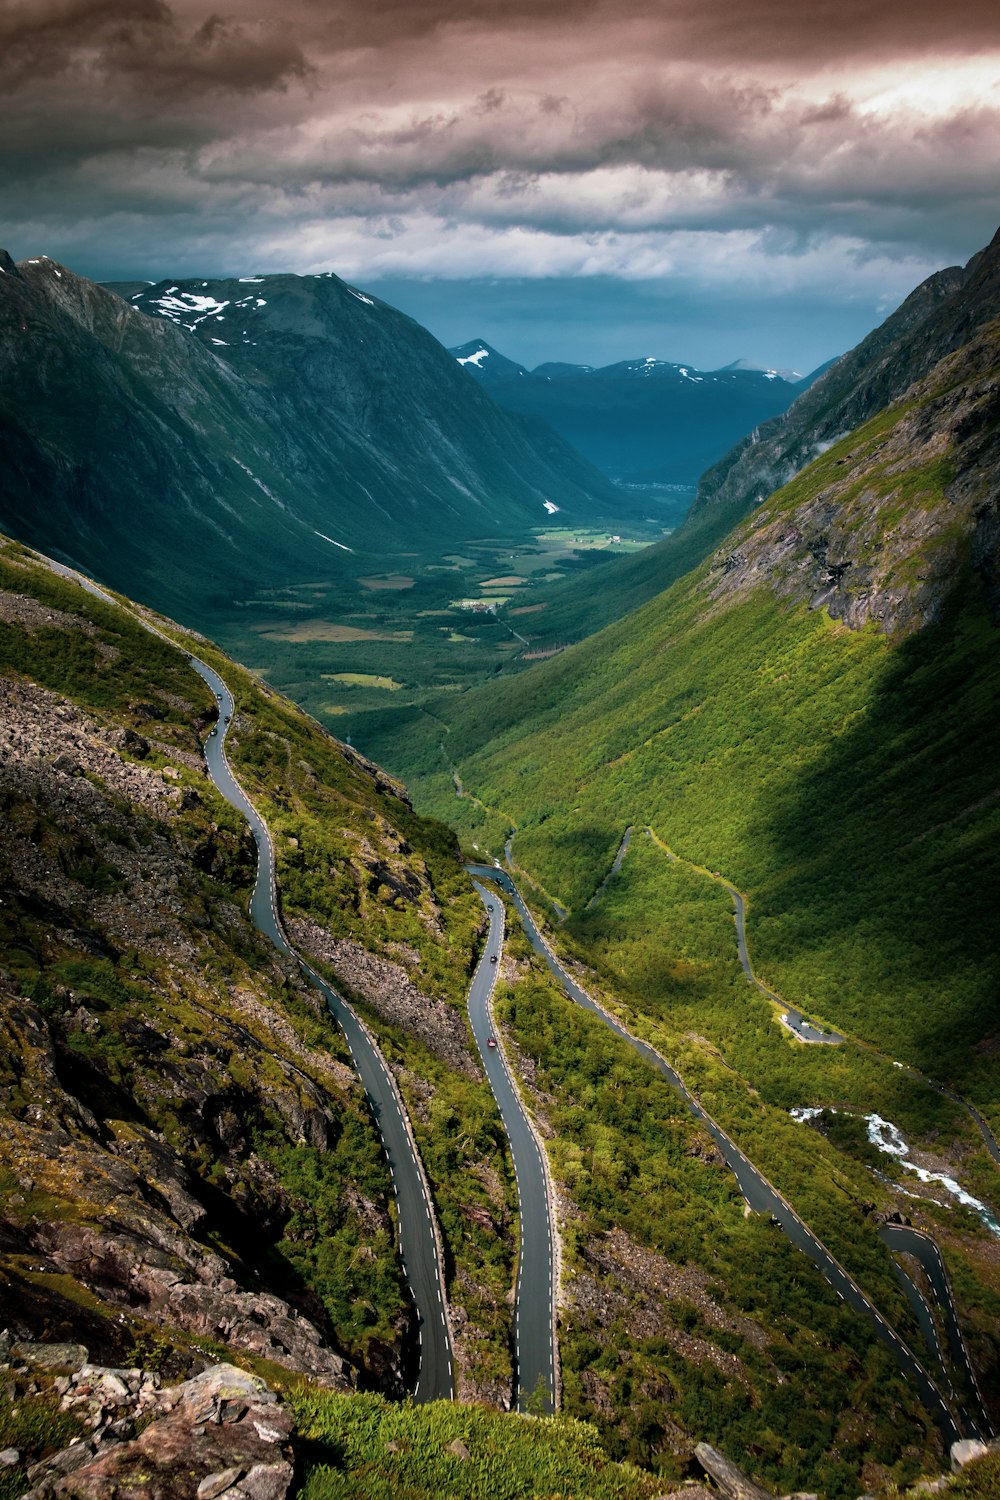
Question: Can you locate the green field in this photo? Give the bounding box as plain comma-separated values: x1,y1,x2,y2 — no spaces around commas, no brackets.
211,520,667,748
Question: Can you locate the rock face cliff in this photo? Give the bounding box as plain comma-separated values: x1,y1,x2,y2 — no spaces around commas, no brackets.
704,313,1000,635
691,228,1000,531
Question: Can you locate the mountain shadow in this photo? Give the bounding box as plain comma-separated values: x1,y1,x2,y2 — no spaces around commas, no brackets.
757,571,999,1093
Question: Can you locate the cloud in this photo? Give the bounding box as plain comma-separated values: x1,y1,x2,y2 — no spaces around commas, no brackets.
1,0,310,95
1,0,998,335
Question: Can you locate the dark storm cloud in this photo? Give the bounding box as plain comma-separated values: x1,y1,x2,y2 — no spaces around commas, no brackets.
2,0,998,364
247,0,1000,63
1,0,309,96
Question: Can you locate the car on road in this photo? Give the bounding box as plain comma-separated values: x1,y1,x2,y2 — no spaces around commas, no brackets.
490,954,498,964
487,904,494,913
209,727,218,737
487,1037,497,1049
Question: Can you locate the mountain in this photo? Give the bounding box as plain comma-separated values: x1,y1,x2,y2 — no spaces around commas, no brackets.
690,231,1000,528
450,338,530,385
721,356,803,382
388,246,1000,1082
465,236,1000,658
362,246,1000,1464
0,254,615,626
450,342,807,484
0,531,969,1499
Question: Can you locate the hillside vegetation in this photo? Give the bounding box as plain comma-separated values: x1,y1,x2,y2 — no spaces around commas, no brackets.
373,317,1000,1095
362,305,1000,1451
0,533,518,1403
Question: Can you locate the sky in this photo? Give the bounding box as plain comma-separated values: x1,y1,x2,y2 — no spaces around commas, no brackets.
3,0,1000,370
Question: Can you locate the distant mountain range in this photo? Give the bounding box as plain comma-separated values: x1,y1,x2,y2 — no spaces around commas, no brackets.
450,339,831,485
0,254,614,624
483,227,1000,654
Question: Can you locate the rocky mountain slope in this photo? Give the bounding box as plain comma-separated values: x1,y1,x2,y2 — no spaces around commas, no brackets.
450,339,810,485
0,254,614,626
0,531,525,1418
690,228,1000,527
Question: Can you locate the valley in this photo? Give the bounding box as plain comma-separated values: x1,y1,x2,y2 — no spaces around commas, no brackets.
214,521,667,749
1,227,999,1500
3,530,990,1499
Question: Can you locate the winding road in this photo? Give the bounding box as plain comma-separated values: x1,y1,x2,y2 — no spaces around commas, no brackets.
467,882,558,1412
44,555,994,1439
728,879,844,1044
881,1225,992,1440
47,561,455,1403
467,861,972,1446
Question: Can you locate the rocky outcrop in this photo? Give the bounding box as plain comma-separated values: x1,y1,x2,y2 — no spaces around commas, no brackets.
288,915,480,1078
19,1358,295,1500
703,314,1000,634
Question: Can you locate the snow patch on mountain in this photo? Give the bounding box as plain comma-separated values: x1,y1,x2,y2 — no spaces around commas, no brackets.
231,456,281,506
151,291,231,330
458,348,490,368
314,530,353,552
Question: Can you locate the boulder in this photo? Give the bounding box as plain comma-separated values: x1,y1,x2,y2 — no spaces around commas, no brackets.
695,1442,775,1500
20,1362,295,1500
951,1438,989,1472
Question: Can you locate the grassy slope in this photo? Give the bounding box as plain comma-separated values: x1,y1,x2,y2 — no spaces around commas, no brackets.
376,396,1000,1096
364,363,1000,1445
292,1389,664,1500
0,536,516,1398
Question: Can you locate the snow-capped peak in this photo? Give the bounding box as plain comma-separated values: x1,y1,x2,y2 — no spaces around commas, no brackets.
148,289,230,331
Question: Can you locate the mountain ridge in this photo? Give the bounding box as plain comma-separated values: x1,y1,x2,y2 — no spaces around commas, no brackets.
482,232,1000,655
0,254,615,626
690,229,1000,527
448,338,807,485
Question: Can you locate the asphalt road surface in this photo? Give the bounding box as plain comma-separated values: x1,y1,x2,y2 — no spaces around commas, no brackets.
467,863,966,1445
882,1225,993,1439
468,882,558,1412
191,659,454,1404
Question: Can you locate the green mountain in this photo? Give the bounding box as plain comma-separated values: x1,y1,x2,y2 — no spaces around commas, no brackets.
6,237,1000,1497
492,228,1000,658
0,254,614,626
2,535,977,1499
378,284,1000,1087
359,255,1000,1463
